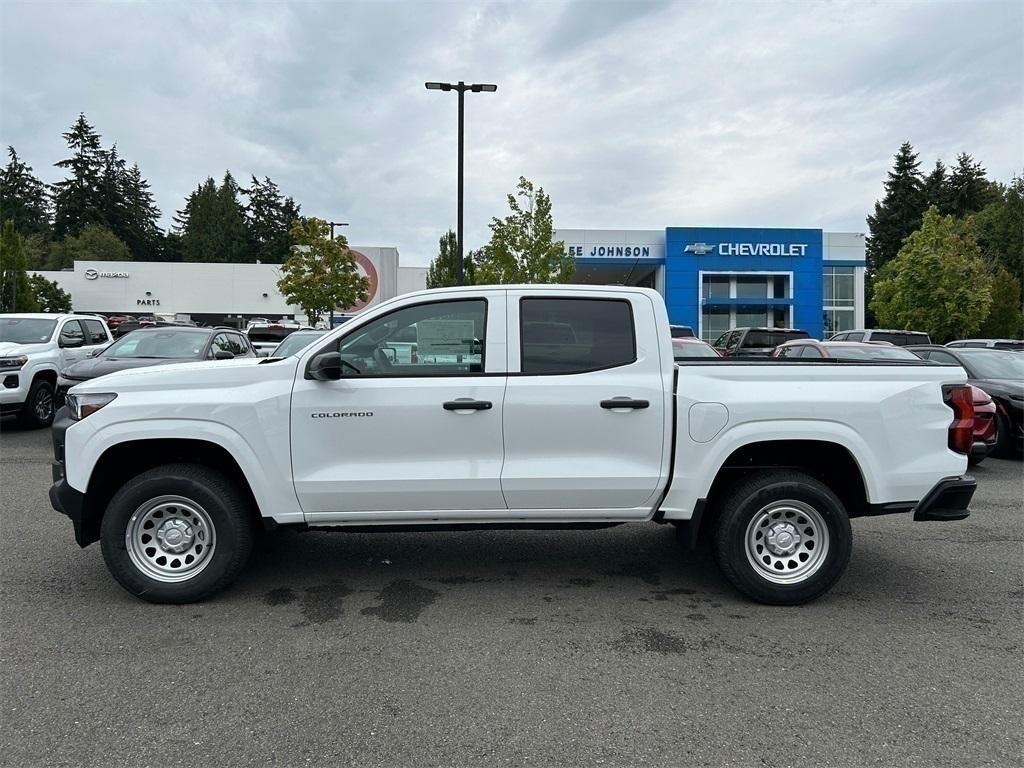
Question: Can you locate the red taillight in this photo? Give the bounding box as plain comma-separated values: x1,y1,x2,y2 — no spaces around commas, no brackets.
943,384,975,455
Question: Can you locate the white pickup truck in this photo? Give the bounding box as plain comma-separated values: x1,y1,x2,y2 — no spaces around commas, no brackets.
1,313,112,428
49,286,978,605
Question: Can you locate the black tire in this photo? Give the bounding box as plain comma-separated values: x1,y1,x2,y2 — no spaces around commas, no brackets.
18,377,56,429
100,463,255,604
713,470,852,605
990,411,1019,459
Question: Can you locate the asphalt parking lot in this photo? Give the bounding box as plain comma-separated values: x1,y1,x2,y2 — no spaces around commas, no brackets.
1,422,1021,768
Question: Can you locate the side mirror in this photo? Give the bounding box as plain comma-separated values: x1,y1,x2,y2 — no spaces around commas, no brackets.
60,337,84,349
307,352,342,381
214,350,234,360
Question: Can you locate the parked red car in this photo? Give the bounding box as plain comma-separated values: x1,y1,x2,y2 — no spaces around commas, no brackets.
772,340,921,361
968,384,998,466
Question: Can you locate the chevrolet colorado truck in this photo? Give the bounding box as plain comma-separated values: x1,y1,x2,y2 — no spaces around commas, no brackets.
49,286,977,605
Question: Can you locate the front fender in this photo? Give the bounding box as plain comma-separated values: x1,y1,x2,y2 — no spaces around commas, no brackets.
64,416,304,524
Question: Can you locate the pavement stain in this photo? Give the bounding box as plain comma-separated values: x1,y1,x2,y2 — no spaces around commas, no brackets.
509,616,538,626
602,561,662,586
361,580,439,623
263,582,352,626
614,627,688,655
651,587,697,601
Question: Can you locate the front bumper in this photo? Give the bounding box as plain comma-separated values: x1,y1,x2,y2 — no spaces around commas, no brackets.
913,475,976,522
49,407,97,547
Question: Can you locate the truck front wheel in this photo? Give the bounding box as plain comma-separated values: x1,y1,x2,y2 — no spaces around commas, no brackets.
713,470,852,605
100,464,255,604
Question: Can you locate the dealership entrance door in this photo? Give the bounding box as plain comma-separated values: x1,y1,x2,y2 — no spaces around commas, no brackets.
569,259,664,292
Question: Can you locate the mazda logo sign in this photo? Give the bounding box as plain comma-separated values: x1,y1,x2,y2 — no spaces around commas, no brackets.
84,268,99,280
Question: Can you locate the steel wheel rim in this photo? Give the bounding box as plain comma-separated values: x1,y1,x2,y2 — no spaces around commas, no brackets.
745,499,830,585
35,387,53,420
125,495,216,583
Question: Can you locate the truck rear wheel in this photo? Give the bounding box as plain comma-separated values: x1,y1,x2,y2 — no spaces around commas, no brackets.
100,463,255,604
713,470,852,605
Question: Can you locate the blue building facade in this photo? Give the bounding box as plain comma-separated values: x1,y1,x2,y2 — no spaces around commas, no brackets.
559,226,865,342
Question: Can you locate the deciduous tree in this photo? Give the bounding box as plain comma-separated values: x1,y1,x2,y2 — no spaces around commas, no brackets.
48,223,131,269
29,273,72,313
870,207,992,343
276,217,369,325
475,176,573,284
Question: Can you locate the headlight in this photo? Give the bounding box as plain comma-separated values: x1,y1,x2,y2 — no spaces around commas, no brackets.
0,355,27,370
67,393,117,421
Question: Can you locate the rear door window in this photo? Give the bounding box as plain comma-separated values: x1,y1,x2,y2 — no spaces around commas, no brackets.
520,298,635,374
81,319,108,345
799,345,824,358
846,332,865,342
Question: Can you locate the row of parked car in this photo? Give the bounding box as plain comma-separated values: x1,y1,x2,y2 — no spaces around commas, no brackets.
667,325,1023,464
2,311,1021,465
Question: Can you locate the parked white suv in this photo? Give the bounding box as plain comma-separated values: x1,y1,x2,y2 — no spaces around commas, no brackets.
0,314,112,428
829,329,932,346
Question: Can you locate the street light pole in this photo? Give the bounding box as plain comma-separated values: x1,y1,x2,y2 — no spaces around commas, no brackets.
326,221,348,327
425,81,497,286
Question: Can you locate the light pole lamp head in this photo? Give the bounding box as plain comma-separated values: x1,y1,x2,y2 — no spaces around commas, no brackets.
425,82,452,91
470,83,497,92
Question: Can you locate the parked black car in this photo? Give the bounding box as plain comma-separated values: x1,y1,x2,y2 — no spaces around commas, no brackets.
909,345,1024,458
713,327,810,357
58,326,256,397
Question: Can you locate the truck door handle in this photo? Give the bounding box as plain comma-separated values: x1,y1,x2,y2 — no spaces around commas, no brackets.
443,399,492,411
600,398,650,410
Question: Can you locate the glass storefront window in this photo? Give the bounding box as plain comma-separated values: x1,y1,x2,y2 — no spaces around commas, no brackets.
735,304,768,328
701,307,730,342
823,266,855,307
736,277,768,299
703,276,730,299
823,308,855,337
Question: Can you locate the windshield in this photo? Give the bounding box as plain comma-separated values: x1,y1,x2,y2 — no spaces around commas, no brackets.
959,350,1024,380
102,330,207,359
743,330,809,348
0,318,57,344
827,345,920,361
273,331,326,357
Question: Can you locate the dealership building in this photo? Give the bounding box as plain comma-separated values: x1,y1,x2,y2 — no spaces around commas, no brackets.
557,226,865,341
32,246,427,327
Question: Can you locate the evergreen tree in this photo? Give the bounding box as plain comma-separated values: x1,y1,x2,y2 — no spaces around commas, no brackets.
945,153,996,218
97,144,129,247
216,171,252,263
120,163,162,260
976,264,1024,339
51,113,107,239
243,175,299,263
866,142,925,280
922,160,950,214
426,229,476,287
0,147,50,236
475,176,573,284
0,220,39,312
175,174,252,262
975,174,1024,278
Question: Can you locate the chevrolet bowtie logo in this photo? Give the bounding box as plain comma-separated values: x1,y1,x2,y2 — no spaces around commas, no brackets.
683,243,716,255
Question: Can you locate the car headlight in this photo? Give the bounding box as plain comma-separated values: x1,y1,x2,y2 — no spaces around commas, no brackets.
0,355,27,370
67,392,117,421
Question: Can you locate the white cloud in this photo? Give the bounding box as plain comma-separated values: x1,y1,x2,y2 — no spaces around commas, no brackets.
1,0,1020,266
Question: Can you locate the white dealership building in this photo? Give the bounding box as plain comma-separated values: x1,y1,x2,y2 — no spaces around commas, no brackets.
32,246,427,326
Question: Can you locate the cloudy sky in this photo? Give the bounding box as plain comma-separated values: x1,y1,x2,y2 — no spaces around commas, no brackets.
1,0,1021,265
